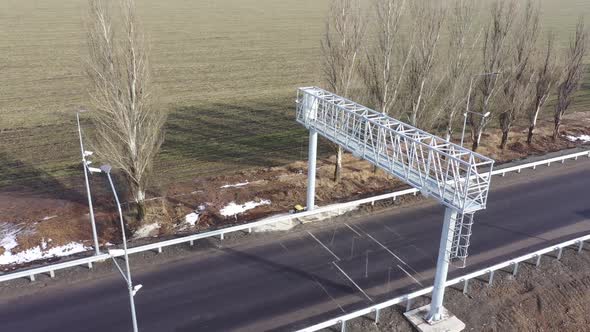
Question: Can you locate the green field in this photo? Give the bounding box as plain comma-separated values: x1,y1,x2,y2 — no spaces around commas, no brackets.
1,0,589,192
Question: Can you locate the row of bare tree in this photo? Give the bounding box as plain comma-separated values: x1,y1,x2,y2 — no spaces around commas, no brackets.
322,0,588,182
82,0,587,216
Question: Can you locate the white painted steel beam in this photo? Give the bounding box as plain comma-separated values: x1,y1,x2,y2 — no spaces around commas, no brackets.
296,87,495,215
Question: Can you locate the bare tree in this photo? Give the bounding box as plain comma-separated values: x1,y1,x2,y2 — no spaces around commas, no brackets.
469,0,516,151
554,18,588,140
86,0,167,218
321,0,365,182
401,0,446,129
498,0,539,150
527,34,558,144
361,0,408,116
440,0,480,141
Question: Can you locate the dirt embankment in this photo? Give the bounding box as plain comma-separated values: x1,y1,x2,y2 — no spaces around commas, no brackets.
1,112,589,266
336,246,590,332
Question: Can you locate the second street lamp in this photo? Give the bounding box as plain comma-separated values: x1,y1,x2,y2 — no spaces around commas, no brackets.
100,164,140,332
460,72,500,148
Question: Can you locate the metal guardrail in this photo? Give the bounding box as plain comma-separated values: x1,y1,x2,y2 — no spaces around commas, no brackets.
296,233,589,332
1,150,588,284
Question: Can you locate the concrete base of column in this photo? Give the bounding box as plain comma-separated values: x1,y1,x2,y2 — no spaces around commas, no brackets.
404,305,465,332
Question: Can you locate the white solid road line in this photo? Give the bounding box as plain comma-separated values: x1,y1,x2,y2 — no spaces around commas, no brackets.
308,231,341,261
397,264,423,286
363,232,427,282
344,223,363,237
332,261,373,302
364,233,406,264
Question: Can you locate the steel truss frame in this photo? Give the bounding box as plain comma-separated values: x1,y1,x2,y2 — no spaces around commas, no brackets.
296,87,494,267
297,87,494,214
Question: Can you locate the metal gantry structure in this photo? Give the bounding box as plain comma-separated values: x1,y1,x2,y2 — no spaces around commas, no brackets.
296,87,495,322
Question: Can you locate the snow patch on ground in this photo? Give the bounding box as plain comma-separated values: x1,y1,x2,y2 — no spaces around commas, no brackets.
1,222,91,266
220,199,271,217
0,240,90,266
565,134,590,143
133,223,161,238
220,181,249,189
185,212,199,226
0,222,24,252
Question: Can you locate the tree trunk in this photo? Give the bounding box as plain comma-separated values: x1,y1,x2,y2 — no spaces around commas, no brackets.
471,129,481,152
333,146,343,183
471,140,479,151
134,188,146,221
136,200,146,221
526,125,535,144
553,119,561,141
500,131,509,150
444,125,452,142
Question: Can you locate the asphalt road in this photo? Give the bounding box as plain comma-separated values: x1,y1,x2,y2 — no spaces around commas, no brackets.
0,158,589,332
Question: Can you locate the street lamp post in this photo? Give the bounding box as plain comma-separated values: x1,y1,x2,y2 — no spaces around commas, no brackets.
100,164,140,332
77,110,100,255
459,72,500,148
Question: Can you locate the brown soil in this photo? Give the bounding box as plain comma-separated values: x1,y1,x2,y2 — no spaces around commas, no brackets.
334,246,590,332
1,112,589,267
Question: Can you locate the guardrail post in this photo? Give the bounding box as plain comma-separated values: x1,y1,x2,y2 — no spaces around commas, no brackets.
88,262,93,269
488,271,494,286
502,172,506,177
512,262,519,277
374,309,380,324
557,248,563,260
462,279,469,294
248,227,252,234
532,165,536,170
406,298,412,312
49,270,55,278
535,255,542,267
157,247,162,254
561,159,565,164
189,240,194,246
220,233,224,241
340,320,346,332
29,274,35,282
578,241,584,253
517,168,522,173
547,162,551,166
575,156,579,160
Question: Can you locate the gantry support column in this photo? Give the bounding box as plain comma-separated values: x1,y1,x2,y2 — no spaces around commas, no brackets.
426,207,458,322
306,129,318,211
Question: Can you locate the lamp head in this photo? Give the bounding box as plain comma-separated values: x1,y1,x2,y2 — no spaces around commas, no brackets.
100,164,112,174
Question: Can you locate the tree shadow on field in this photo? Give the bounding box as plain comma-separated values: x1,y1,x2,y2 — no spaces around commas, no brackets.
0,151,87,205
159,100,330,177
